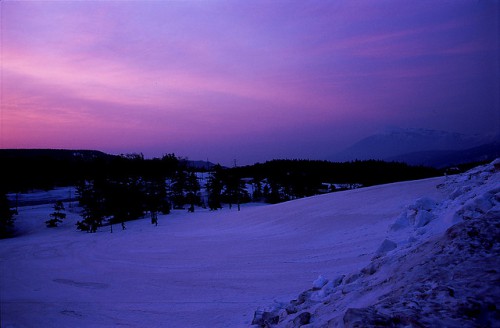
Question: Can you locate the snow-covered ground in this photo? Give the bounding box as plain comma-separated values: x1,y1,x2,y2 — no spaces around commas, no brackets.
253,159,500,327
1,161,497,327
7,187,77,207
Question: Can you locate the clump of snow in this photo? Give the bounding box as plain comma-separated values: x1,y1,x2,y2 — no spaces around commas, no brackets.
373,239,397,259
312,275,328,290
252,159,500,327
390,196,438,231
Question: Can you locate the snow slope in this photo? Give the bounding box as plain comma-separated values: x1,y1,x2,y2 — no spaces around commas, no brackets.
253,159,499,327
1,174,448,327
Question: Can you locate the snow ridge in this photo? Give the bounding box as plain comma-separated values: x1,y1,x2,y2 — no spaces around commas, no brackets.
252,159,500,327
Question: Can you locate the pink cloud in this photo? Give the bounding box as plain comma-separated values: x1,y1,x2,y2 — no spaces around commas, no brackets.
2,1,497,164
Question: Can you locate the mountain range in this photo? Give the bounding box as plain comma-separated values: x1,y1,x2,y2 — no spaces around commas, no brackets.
329,128,499,168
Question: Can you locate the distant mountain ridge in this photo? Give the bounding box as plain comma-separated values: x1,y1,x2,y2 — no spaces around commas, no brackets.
179,159,218,170
329,128,498,168
0,149,113,161
386,141,500,168
0,149,217,169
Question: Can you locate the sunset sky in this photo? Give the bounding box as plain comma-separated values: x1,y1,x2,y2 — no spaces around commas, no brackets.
1,1,498,165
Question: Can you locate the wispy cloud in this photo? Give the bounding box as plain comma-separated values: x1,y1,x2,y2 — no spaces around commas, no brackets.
2,1,498,164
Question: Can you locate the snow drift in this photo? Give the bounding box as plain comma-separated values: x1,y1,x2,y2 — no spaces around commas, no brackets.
252,159,500,327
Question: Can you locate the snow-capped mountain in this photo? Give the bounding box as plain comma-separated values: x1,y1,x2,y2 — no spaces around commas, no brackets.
329,128,493,165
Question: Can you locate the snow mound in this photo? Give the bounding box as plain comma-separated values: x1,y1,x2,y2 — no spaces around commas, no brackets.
251,159,500,327
390,196,438,231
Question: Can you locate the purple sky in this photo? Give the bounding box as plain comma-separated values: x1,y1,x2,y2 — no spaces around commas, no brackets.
1,1,498,165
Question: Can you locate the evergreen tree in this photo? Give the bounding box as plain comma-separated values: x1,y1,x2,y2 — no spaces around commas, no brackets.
252,178,263,202
265,179,283,204
76,179,106,233
236,178,251,210
222,172,236,209
0,192,16,238
223,173,249,211
185,172,201,212
206,165,224,210
161,153,180,177
263,183,270,201
145,177,170,226
171,170,187,209
46,200,66,227
106,177,145,229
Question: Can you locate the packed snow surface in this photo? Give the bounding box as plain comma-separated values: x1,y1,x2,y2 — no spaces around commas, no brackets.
1,161,497,327
253,159,500,327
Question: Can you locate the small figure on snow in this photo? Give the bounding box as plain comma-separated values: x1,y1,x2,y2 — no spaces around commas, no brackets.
151,212,158,226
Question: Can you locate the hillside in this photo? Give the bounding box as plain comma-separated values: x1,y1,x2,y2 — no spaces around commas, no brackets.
252,159,500,327
1,160,498,327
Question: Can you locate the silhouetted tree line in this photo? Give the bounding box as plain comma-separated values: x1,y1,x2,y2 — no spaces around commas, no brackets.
0,150,441,234
225,159,440,203
75,153,181,232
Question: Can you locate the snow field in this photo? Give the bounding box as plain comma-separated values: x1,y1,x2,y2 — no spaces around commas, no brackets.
1,177,446,327
254,159,499,327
